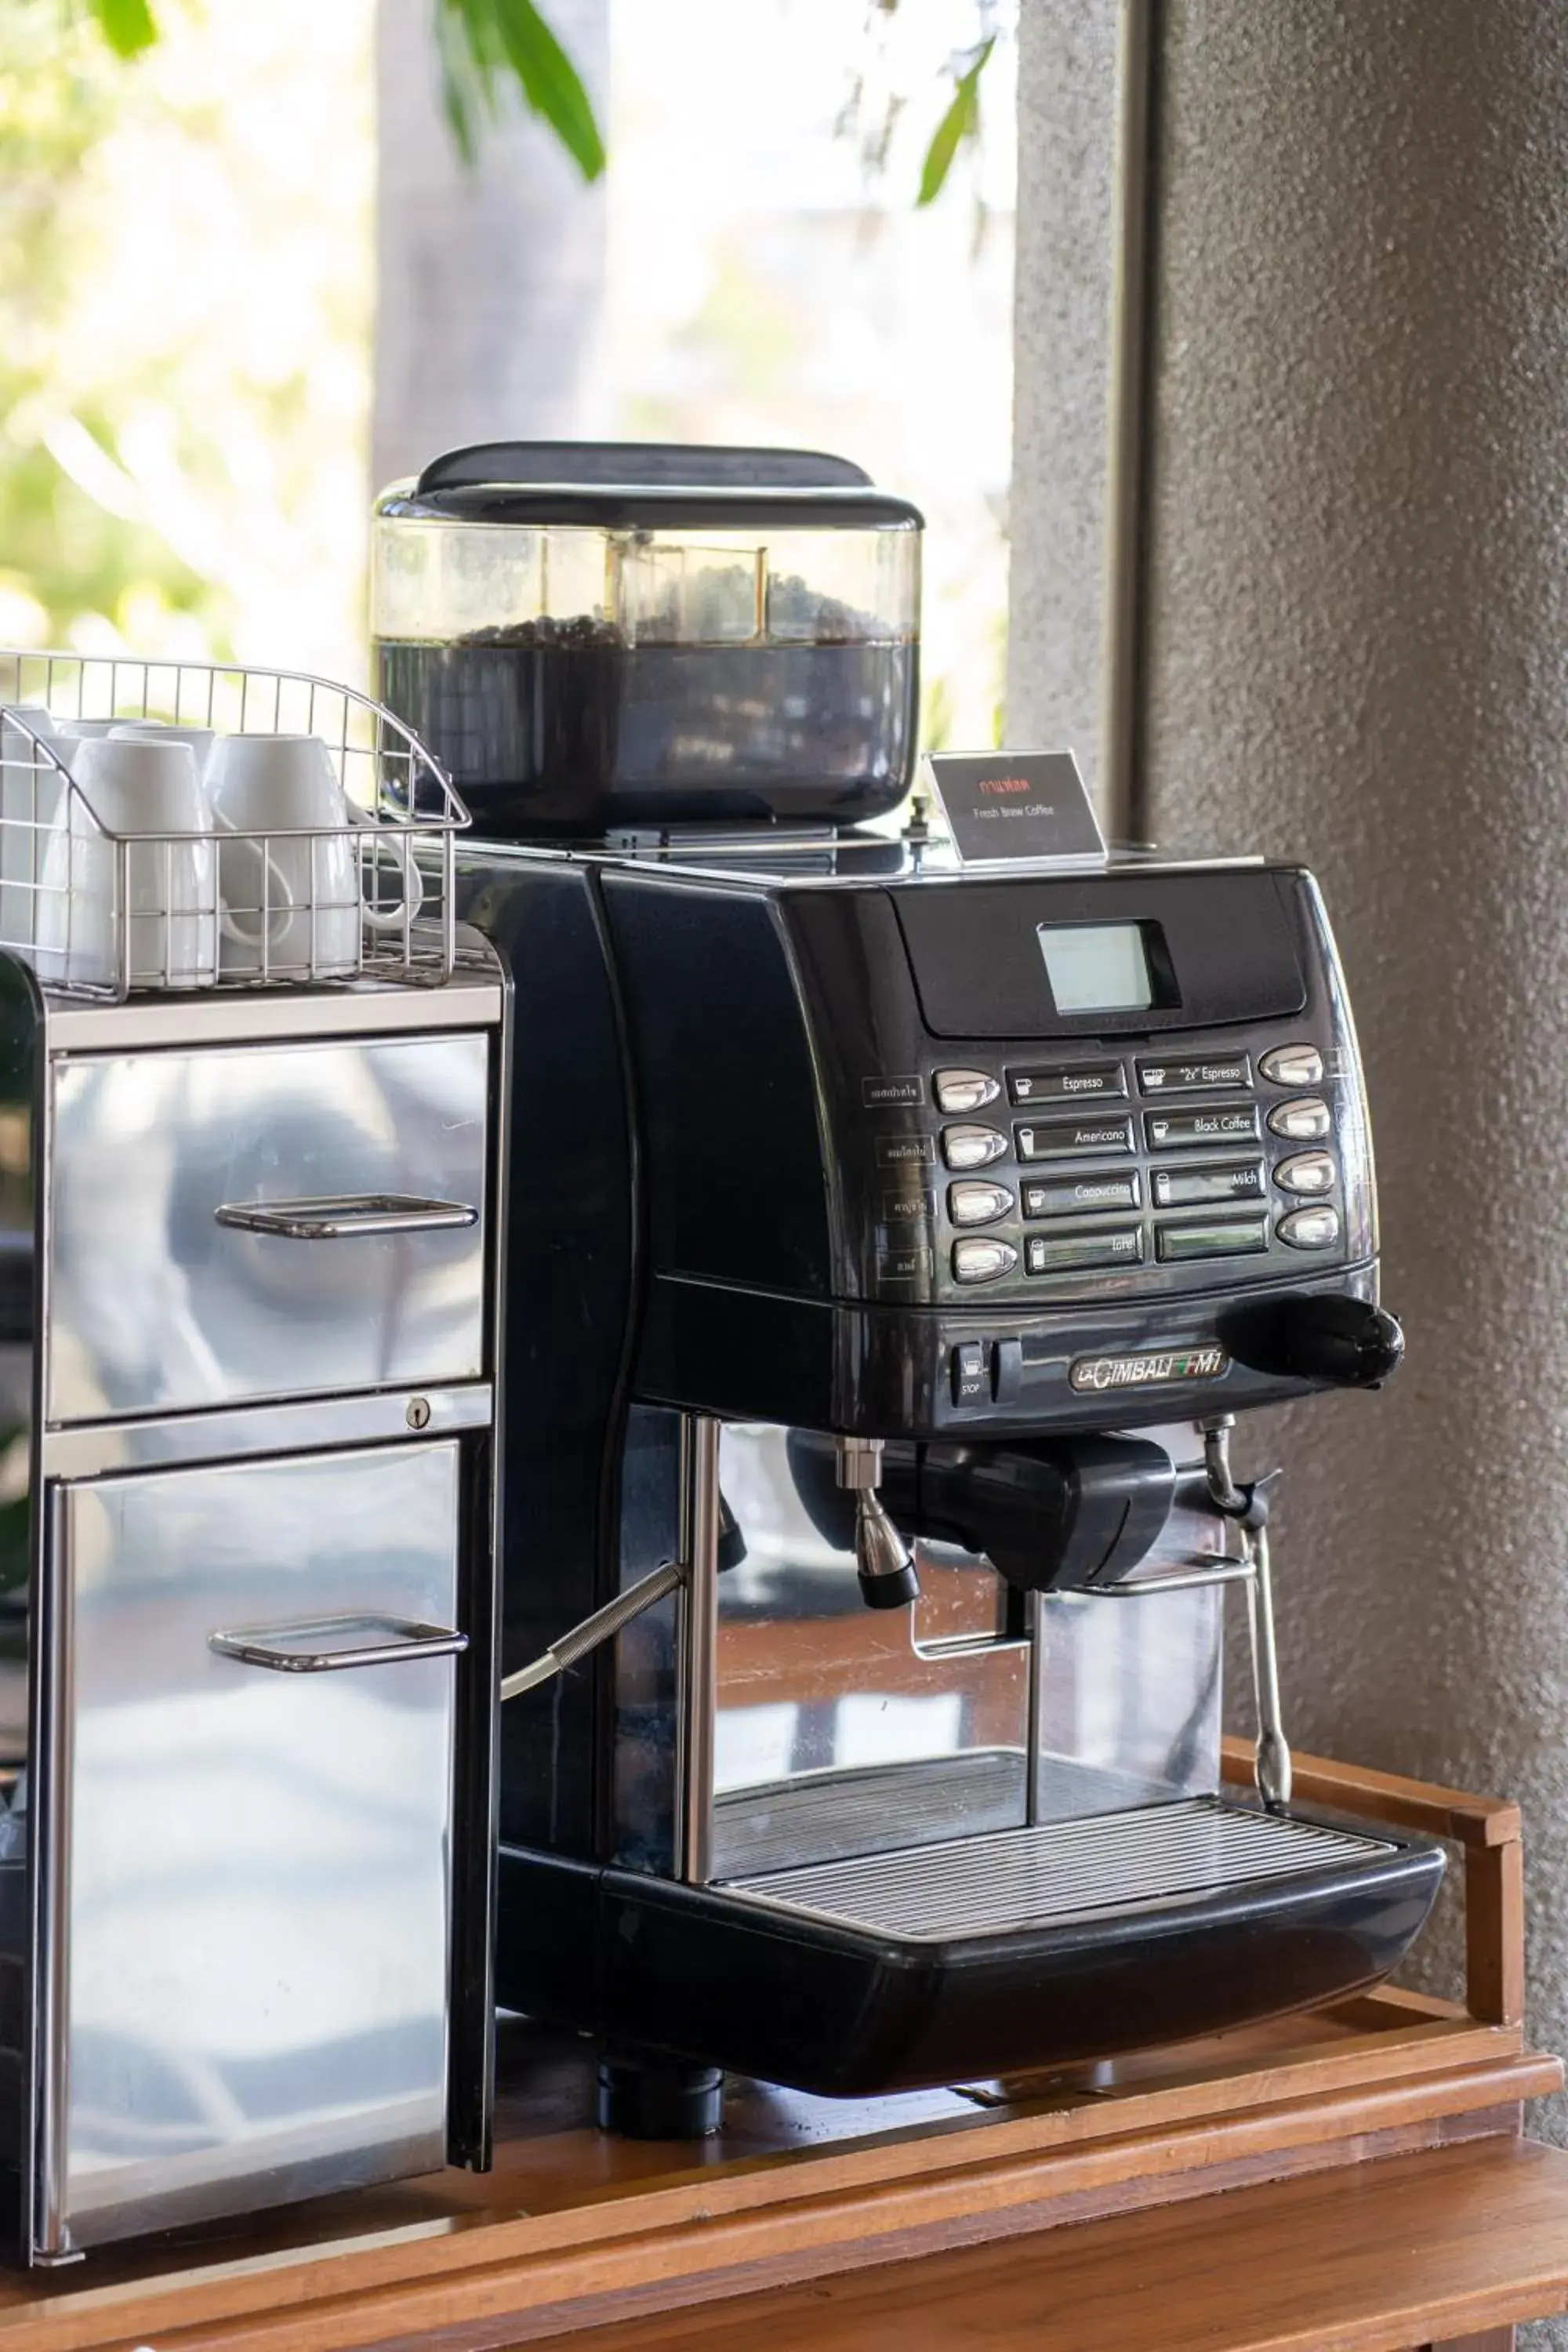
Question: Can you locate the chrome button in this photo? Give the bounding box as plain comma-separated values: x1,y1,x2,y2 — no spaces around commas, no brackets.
942,1123,1009,1171
949,1180,1014,1227
1273,1149,1336,1196
1267,1094,1331,1142
1277,1206,1341,1250
952,1236,1019,1283
934,1068,1001,1114
1259,1044,1325,1087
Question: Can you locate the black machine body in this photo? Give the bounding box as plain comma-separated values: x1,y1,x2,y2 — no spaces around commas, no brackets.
461,832,1439,2117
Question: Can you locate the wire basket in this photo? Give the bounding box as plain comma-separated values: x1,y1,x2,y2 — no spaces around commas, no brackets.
0,652,470,999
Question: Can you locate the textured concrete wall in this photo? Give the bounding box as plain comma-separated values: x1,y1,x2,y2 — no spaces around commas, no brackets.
1013,0,1568,2301
1004,2,1120,793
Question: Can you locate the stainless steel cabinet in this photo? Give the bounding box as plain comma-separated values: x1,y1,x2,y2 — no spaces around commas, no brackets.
48,1033,489,1424
0,953,506,2266
45,1443,463,2248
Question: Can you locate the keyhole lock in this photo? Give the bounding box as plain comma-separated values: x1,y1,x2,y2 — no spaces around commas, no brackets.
406,1397,432,1431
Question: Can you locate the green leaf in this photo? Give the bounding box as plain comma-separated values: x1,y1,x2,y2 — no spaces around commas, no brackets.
446,0,605,181
86,0,158,58
916,34,993,207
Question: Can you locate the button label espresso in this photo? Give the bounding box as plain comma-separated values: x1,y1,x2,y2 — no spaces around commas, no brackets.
1008,1062,1126,1106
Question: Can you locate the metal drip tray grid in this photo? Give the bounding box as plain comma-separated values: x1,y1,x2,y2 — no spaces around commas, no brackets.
722,1797,1396,1944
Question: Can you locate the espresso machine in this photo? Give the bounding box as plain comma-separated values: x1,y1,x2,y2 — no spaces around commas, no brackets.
374,443,1443,2130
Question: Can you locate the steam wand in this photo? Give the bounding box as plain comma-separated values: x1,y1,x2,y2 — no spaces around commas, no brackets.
836,1436,921,1609
1202,1415,1293,1811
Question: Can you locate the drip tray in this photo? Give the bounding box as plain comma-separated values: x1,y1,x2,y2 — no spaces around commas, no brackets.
721,1796,1396,1945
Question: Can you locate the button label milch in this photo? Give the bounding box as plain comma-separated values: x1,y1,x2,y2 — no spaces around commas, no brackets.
1015,1115,1134,1160
1145,1105,1261,1150
1022,1172,1141,1219
1138,1055,1250,1094
1025,1226,1145,1276
1007,1062,1126,1106
1150,1161,1265,1209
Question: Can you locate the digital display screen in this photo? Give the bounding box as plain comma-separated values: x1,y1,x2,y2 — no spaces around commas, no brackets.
1036,922,1157,1013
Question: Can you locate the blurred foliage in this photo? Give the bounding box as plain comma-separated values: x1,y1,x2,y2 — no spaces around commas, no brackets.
917,34,995,205
435,0,605,176
0,2,218,652
83,0,605,178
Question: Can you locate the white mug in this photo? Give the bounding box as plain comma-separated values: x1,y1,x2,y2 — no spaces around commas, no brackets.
36,737,292,991
205,733,423,980
0,706,67,953
110,720,217,779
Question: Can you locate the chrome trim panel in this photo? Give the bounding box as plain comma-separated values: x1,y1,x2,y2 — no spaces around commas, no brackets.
47,1034,488,1424
41,1384,492,1480
56,1441,459,2248
208,1614,468,1672
213,1194,479,1241
42,952,503,1054
725,1798,1395,1943
677,1415,720,1886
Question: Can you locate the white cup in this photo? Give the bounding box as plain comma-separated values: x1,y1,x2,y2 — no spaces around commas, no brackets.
0,706,67,952
35,736,292,992
110,721,217,779
205,733,423,980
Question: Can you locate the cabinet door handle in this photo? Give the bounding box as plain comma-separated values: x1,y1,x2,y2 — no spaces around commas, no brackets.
214,1193,479,1240
209,1613,469,1672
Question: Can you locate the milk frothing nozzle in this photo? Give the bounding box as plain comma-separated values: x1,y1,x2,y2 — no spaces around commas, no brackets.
835,1436,920,1610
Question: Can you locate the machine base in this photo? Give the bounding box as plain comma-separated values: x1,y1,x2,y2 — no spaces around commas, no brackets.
496,1797,1446,2105
597,2053,725,2139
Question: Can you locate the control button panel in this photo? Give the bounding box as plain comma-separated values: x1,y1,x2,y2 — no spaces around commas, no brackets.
935,1069,1001,1114
942,1123,1008,1171
1145,1104,1261,1151
1022,1171,1140,1219
1277,1205,1340,1250
1156,1217,1269,1262
1007,1061,1127,1106
1150,1160,1264,1209
1138,1054,1250,1094
857,1032,1346,1302
876,1244,931,1283
1259,1044,1325,1088
875,1134,935,1168
949,1335,1024,1409
951,1340,989,1406
1267,1095,1330,1142
1273,1149,1336,1196
880,1189,935,1226
953,1236,1019,1284
1026,1226,1144,1276
863,1074,924,1109
949,1180,1014,1228
1015,1114,1134,1161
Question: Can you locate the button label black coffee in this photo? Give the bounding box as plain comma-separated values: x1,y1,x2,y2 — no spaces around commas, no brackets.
1145,1105,1260,1149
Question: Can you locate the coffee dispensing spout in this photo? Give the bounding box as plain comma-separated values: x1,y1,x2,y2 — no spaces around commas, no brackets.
835,1436,922,1610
